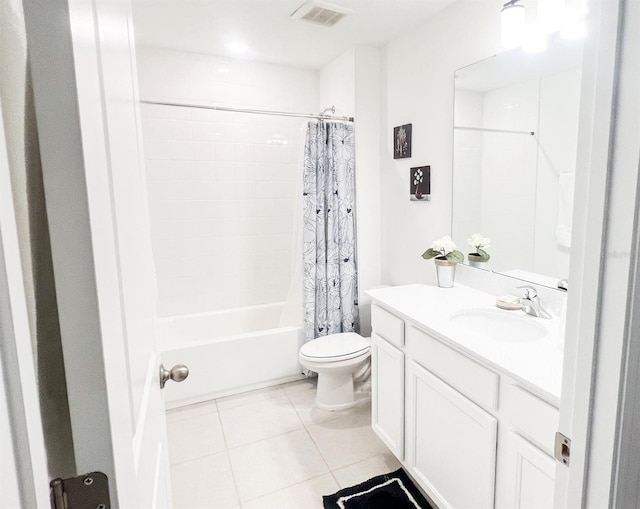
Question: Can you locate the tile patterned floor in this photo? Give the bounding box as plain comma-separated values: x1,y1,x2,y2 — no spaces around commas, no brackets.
166,378,400,508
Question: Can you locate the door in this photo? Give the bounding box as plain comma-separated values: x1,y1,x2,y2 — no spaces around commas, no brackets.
405,360,497,509
0,97,49,508
555,0,640,507
23,0,172,506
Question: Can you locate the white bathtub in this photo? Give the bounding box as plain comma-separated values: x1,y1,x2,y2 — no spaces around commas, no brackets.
159,303,304,409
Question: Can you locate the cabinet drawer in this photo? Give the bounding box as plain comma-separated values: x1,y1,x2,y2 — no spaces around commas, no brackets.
501,382,559,456
406,325,498,411
371,304,404,348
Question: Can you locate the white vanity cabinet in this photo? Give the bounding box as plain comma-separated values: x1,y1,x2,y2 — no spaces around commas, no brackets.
371,333,404,458
501,432,556,509
370,304,405,459
370,301,559,509
496,382,559,509
406,359,497,509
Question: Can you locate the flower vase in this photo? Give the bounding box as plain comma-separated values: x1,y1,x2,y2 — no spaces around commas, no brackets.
434,257,456,288
467,253,488,269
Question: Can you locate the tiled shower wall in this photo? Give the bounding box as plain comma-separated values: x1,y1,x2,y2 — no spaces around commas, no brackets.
137,48,319,317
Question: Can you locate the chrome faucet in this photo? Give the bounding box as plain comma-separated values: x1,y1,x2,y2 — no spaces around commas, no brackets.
517,285,553,319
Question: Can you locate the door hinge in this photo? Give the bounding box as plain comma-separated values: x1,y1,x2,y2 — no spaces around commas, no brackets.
50,472,110,509
555,431,571,466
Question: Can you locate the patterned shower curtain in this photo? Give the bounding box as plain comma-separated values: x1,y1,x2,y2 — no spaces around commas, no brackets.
302,121,359,341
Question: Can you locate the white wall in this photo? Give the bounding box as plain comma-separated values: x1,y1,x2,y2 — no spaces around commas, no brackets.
319,48,356,116
381,0,503,286
137,48,318,317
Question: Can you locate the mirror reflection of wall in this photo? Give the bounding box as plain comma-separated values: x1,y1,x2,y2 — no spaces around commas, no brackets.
452,39,583,286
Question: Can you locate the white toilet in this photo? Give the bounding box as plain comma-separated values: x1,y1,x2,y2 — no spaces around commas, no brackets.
299,332,371,411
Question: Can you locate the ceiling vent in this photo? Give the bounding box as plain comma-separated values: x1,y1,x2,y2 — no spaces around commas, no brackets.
291,1,352,27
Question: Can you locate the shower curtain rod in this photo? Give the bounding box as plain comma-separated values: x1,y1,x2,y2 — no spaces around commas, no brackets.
140,99,355,122
454,125,535,136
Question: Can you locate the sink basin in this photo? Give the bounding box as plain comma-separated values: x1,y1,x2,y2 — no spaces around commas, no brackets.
449,308,547,342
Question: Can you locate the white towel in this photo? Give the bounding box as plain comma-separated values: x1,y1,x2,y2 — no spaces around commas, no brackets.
556,172,575,248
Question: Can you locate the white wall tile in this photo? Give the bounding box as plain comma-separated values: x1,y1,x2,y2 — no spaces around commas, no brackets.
138,47,316,318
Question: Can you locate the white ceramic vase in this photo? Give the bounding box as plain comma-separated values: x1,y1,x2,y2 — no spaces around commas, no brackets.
434,258,456,288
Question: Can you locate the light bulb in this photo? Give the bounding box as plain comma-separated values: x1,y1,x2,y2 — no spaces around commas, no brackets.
501,1,526,49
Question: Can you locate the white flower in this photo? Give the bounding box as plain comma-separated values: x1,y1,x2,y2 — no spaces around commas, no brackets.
468,233,491,249
432,236,457,255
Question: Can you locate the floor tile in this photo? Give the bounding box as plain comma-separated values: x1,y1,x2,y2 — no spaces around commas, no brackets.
241,473,339,509
332,452,402,488
228,429,329,501
219,394,303,448
306,402,389,470
171,451,238,509
217,385,286,411
166,399,217,425
167,409,226,464
281,378,317,396
285,380,352,427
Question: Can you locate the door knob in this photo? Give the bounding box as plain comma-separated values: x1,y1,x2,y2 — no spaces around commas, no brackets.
159,364,189,389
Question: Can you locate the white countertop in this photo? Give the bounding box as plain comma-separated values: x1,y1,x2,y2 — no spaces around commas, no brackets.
366,284,564,406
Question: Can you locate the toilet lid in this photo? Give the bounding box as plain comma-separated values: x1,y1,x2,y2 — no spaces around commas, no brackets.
300,333,370,360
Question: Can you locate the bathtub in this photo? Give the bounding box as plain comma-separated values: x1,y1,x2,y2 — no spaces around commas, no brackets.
159,303,305,409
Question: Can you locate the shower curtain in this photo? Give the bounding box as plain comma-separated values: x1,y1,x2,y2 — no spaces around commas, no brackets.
302,121,359,341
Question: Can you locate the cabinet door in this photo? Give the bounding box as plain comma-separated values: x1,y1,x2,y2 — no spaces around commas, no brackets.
371,333,404,459
503,432,556,509
406,361,497,509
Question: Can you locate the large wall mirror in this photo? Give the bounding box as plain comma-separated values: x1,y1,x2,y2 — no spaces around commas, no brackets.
452,39,583,288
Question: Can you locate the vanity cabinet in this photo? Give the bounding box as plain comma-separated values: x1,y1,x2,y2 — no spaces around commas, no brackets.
371,333,404,459
370,304,406,459
501,432,556,509
370,302,559,509
406,360,497,509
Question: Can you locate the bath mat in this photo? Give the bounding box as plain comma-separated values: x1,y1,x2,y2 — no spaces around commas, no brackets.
323,468,434,509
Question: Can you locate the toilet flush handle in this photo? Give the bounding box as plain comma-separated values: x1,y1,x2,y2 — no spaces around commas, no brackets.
159,364,189,389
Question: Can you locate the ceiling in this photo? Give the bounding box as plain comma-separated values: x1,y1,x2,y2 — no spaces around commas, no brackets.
131,0,456,69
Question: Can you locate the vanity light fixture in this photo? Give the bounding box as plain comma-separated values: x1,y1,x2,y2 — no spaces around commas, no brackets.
522,23,548,53
501,0,526,49
560,10,587,39
537,0,567,34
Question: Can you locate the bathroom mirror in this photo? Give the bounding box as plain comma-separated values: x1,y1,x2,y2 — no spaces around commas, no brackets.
452,39,583,288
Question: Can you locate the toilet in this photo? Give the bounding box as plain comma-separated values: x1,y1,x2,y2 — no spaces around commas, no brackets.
299,332,371,411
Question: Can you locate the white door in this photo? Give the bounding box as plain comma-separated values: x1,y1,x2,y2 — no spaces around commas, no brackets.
554,0,639,507
0,97,49,508
23,0,173,506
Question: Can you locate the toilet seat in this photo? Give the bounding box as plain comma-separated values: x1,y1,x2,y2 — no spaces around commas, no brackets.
299,332,370,362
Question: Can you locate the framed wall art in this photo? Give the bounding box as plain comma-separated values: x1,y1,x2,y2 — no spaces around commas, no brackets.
410,165,430,201
393,124,412,159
